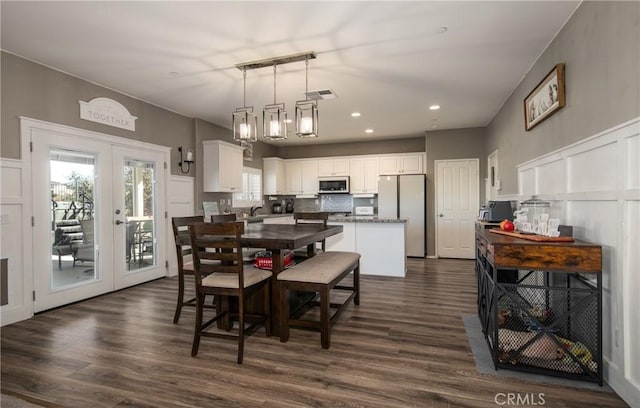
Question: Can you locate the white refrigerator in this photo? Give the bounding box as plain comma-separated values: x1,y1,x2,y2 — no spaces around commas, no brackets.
378,174,426,257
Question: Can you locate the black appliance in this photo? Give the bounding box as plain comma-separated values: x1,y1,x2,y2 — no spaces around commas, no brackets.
285,199,294,213
272,202,282,214
484,200,513,222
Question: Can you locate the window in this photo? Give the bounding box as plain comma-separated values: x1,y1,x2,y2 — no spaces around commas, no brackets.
232,167,262,207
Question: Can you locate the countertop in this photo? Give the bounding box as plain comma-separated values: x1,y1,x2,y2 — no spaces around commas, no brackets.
244,214,406,223
328,215,407,223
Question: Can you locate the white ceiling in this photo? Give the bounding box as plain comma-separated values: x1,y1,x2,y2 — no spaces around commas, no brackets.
1,1,579,145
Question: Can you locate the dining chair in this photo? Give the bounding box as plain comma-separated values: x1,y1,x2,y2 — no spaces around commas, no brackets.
211,214,261,262
73,219,95,267
189,221,271,364
171,215,211,324
293,212,329,256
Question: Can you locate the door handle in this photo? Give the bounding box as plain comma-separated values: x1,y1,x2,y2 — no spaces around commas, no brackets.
115,220,125,225
439,214,444,218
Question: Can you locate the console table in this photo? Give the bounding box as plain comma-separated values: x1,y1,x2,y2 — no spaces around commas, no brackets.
475,225,603,384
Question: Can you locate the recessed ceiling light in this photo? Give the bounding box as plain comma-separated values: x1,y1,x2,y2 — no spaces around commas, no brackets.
431,124,439,129
365,129,374,134
351,112,361,117
437,26,448,34
429,105,441,110
169,71,179,77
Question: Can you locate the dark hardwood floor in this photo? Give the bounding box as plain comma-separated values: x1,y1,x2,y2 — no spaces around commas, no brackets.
1,258,628,407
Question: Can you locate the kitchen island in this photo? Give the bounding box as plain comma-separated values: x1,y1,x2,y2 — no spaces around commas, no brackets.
326,216,407,277
249,213,408,277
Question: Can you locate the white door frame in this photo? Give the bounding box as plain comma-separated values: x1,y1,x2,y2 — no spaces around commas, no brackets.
487,150,499,201
434,158,480,259
20,117,170,313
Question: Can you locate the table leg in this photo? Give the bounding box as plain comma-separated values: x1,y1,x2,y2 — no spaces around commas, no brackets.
270,249,283,336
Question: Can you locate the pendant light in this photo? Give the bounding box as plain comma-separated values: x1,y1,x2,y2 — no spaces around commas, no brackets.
232,68,257,142
263,64,288,141
295,59,319,138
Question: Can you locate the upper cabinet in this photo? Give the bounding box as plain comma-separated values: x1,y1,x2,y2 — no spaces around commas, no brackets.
318,158,350,177
286,159,319,195
263,157,286,195
202,140,243,192
350,156,379,194
379,153,423,175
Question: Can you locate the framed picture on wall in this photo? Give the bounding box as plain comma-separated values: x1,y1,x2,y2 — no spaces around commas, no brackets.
524,63,565,131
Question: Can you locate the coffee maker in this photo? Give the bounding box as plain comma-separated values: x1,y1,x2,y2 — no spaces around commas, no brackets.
272,202,282,214
285,198,294,213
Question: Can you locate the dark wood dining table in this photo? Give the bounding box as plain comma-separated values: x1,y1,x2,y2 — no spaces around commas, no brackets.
240,222,343,335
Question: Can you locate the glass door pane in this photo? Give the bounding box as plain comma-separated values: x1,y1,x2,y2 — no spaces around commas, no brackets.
112,145,166,291
123,160,156,272
50,150,97,289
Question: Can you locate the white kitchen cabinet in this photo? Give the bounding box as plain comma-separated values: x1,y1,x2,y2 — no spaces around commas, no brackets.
349,156,379,194
286,159,318,195
379,153,423,175
318,158,350,177
202,140,243,192
263,157,286,195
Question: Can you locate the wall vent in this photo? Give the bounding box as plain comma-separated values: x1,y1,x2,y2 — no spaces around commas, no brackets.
305,89,338,100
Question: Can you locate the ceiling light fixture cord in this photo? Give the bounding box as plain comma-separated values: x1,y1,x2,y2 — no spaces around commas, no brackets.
305,59,309,100
273,64,277,104
242,68,247,107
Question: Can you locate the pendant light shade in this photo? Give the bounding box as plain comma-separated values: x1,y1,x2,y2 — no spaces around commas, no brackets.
295,100,318,137
232,69,257,142
295,59,319,138
263,65,288,140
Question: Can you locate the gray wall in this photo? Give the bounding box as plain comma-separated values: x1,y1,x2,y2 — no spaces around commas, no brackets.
426,127,487,256
1,52,196,176
276,136,425,159
486,1,640,194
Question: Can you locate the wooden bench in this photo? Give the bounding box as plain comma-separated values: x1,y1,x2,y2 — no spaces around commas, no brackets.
278,251,360,348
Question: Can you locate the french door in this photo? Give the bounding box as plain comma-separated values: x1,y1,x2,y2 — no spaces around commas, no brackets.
30,125,167,312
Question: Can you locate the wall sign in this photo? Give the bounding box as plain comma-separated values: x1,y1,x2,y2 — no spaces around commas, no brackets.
79,97,137,131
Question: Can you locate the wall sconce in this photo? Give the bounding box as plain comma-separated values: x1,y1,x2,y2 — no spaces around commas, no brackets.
178,146,194,174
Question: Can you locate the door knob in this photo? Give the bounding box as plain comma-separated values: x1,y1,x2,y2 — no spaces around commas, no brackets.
115,220,124,225
439,214,444,217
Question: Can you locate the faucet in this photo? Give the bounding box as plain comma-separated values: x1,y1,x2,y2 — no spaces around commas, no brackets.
250,205,262,216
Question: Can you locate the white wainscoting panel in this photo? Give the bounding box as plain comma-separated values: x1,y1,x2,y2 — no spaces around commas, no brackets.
567,142,618,193
623,200,639,390
626,134,640,190
515,118,640,407
167,175,195,277
518,167,536,196
537,159,564,194
0,159,33,326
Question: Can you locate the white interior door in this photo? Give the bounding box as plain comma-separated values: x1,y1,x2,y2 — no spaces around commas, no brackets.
435,159,479,259
31,124,168,312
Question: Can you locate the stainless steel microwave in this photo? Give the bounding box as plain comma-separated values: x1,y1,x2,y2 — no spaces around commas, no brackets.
318,177,349,193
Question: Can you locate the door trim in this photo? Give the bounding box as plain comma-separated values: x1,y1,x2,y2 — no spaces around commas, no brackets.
20,117,171,314
434,158,480,259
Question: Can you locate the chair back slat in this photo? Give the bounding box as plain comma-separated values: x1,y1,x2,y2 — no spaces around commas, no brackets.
294,212,328,225
171,216,203,268
294,212,328,252
211,214,237,223
189,222,245,287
